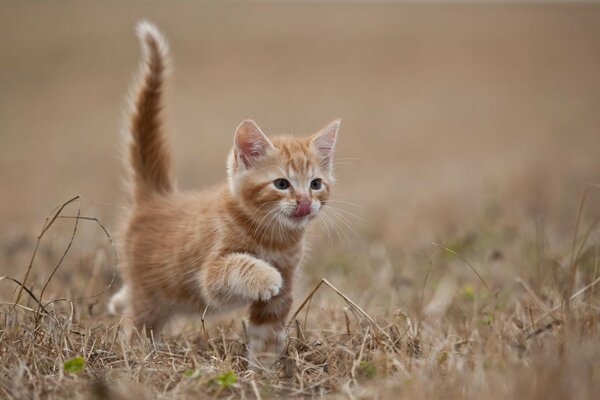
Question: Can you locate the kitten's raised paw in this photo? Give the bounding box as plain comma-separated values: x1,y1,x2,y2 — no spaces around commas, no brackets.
248,261,282,302
259,282,280,302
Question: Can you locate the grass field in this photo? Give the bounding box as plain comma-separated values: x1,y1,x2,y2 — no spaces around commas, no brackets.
1,1,600,398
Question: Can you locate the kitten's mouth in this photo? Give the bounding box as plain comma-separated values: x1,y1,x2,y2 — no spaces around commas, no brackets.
280,210,308,224
293,201,312,218
281,202,318,225
286,210,317,223
289,214,309,221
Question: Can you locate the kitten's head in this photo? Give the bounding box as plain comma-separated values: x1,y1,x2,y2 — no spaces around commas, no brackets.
227,119,339,230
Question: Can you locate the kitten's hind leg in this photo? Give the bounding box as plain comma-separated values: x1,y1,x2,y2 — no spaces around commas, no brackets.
108,285,130,315
129,293,173,339
201,253,283,309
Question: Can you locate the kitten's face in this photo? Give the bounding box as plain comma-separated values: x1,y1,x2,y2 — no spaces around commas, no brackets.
228,120,339,230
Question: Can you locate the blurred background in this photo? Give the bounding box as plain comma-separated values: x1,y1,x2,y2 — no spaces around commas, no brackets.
1,0,600,301
1,2,600,397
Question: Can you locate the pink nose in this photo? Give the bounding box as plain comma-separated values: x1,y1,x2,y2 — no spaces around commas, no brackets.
294,201,312,218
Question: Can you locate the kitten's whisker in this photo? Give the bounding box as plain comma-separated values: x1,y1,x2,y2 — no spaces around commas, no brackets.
333,156,372,164
270,210,286,246
231,200,279,221
329,214,349,245
326,207,357,226
332,161,361,167
321,207,355,242
323,205,365,222
278,212,285,243
252,214,274,243
320,210,347,244
257,208,283,245
252,206,279,232
322,207,357,237
326,199,364,210
316,214,334,245
327,207,366,222
253,208,281,241
328,214,351,244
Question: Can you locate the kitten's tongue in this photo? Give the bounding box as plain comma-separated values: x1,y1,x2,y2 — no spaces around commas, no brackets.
294,201,312,218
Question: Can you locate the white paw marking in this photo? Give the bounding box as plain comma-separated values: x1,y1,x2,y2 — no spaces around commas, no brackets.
108,285,129,315
225,255,282,302
247,323,288,356
259,284,280,301
250,262,282,302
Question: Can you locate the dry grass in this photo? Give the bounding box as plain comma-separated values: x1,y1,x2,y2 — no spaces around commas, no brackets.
1,188,599,399
2,1,600,399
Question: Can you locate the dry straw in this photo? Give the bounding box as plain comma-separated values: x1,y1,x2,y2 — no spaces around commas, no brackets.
1,193,600,398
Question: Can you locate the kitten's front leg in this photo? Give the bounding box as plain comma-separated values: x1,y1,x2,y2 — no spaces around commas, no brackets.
246,281,293,366
201,253,283,308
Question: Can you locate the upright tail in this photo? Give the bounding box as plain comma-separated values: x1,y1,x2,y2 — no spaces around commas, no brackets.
126,21,174,203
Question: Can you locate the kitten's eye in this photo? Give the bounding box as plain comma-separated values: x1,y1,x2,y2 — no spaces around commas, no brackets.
310,179,323,190
273,178,291,190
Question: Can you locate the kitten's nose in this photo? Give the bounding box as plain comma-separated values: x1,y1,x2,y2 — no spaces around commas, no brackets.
294,200,312,218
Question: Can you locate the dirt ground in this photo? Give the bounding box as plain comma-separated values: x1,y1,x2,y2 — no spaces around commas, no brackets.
1,1,600,399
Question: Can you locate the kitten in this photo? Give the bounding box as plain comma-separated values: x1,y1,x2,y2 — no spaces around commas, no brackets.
108,21,340,358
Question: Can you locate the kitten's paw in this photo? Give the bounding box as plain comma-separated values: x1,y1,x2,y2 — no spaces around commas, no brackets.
246,323,287,369
259,282,280,302
248,261,282,302
217,254,283,304
108,285,129,315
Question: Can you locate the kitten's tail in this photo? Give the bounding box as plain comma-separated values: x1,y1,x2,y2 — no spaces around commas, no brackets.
126,21,174,203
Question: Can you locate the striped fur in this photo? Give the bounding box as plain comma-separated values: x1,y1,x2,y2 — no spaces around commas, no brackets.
109,21,340,361
127,21,173,204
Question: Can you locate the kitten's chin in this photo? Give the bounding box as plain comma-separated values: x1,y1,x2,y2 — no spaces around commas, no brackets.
281,213,314,230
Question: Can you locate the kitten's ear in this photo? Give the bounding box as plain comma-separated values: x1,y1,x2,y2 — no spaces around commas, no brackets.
234,120,274,169
310,119,340,172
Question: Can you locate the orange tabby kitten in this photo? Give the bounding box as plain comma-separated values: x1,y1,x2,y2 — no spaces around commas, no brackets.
108,21,340,357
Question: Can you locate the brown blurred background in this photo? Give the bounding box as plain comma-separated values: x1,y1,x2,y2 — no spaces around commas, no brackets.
1,1,599,247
